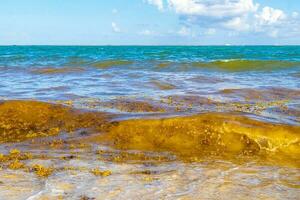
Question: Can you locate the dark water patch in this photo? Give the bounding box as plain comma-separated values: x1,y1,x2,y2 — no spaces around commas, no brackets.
31,67,86,75
220,87,300,101
268,105,300,122
155,61,173,69
97,73,115,79
188,75,229,84
36,86,70,92
292,72,300,78
61,93,89,100
63,57,92,67
91,60,133,69
150,80,177,90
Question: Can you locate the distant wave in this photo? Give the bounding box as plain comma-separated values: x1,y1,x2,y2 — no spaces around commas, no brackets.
64,58,134,69
91,60,133,68
4,57,299,72
189,60,300,72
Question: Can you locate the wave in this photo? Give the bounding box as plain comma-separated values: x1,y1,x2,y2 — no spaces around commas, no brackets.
63,58,134,69
26,59,300,72
91,60,133,68
190,60,300,71
31,67,85,74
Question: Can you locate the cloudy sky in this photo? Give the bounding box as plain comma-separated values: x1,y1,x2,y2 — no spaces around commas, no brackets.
1,0,300,45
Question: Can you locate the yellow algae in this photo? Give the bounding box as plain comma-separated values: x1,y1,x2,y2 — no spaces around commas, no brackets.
0,154,4,162
143,177,155,182
223,100,289,114
0,100,110,143
160,95,216,112
92,60,133,68
32,164,54,177
0,150,32,163
31,67,85,74
8,160,25,170
93,113,300,166
91,169,112,177
95,149,172,163
49,139,65,148
1,100,299,167
156,62,172,68
102,99,166,113
80,97,166,113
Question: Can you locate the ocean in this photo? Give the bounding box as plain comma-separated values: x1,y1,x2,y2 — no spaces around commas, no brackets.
0,46,299,199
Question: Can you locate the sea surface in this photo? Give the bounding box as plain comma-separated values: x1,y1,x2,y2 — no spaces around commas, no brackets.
0,46,299,199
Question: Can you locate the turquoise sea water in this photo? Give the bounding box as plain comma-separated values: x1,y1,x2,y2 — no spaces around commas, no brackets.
1,46,300,123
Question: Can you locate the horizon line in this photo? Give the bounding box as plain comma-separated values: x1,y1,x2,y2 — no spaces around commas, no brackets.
1,44,300,47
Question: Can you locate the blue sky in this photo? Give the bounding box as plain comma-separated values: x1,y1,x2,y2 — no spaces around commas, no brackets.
0,0,300,45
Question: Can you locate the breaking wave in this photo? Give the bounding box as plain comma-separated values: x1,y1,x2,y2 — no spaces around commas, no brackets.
189,60,300,71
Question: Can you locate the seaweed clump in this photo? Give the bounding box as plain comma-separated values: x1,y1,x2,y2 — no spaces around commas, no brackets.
94,113,300,166
102,99,166,113
0,100,110,143
90,169,112,177
32,164,54,177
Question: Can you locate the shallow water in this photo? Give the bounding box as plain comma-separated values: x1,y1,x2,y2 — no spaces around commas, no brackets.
0,46,300,199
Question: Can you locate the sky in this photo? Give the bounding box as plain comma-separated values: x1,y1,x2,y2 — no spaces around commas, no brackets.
0,0,300,45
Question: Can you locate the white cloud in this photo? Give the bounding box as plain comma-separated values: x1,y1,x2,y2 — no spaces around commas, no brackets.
145,0,164,10
143,0,300,39
223,17,250,31
255,6,285,25
167,0,259,18
251,7,289,38
111,22,120,33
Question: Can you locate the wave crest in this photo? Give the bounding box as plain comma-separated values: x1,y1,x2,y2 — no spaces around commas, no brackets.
191,60,300,71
